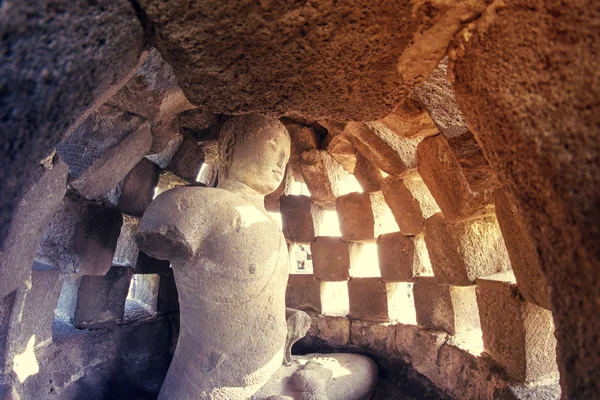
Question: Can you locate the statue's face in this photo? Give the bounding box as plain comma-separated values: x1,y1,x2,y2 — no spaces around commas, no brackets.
228,125,291,195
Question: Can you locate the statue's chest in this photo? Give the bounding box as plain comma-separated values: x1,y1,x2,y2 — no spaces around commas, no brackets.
188,204,289,302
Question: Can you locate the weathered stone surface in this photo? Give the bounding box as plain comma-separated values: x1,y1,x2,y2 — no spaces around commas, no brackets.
316,317,350,347
0,0,144,248
424,213,511,286
417,131,499,221
413,276,480,335
395,323,449,379
265,165,293,212
370,94,439,139
326,135,357,173
154,170,190,197
166,136,205,182
113,215,141,268
283,123,320,182
37,195,123,276
494,190,550,310
377,232,432,282
348,278,413,323
286,274,322,313
118,159,161,218
351,320,396,355
344,122,410,177
0,156,68,299
0,386,20,400
72,266,133,329
476,273,558,382
57,104,153,199
105,48,195,154
19,262,63,348
381,175,440,235
0,291,18,371
337,192,397,242
280,195,324,243
413,58,467,139
300,150,349,207
311,237,361,281
353,152,384,193
139,0,491,121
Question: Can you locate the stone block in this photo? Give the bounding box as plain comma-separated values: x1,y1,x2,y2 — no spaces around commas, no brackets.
284,123,320,181
0,156,68,299
326,135,357,173
377,232,432,282
300,150,349,207
350,320,396,355
154,170,190,197
0,291,18,370
369,94,439,139
353,152,384,192
37,195,123,276
280,195,324,243
113,214,140,268
20,262,63,348
476,273,558,382
117,158,161,217
166,136,205,182
286,274,322,313
381,175,440,235
57,104,153,200
417,130,499,221
337,192,398,242
494,190,550,309
424,213,511,286
311,237,361,281
395,323,449,377
348,278,415,323
316,316,351,347
72,266,133,329
344,122,411,177
412,58,468,139
413,276,480,335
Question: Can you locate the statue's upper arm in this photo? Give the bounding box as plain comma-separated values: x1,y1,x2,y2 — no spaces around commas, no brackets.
135,187,213,263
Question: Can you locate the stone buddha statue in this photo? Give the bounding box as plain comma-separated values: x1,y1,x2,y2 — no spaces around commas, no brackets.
136,115,377,400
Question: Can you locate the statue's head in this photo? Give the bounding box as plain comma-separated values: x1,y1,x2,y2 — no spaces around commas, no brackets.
218,115,291,195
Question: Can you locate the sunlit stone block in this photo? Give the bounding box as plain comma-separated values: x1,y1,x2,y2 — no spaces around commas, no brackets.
337,192,398,242
377,232,432,282
348,278,415,323
286,274,322,313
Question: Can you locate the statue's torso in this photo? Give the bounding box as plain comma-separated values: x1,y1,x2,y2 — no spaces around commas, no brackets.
160,188,289,399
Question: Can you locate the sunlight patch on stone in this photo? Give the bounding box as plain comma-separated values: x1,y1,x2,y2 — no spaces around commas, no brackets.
13,335,40,383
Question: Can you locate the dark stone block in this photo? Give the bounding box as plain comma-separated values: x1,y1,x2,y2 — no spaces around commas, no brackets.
118,159,161,217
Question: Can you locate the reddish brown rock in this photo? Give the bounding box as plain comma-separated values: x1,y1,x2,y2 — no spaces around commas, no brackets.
326,135,357,173
316,316,350,347
348,278,414,323
417,131,499,222
424,213,511,286
285,274,322,313
300,150,349,207
337,192,398,242
494,190,550,310
155,170,190,197
311,237,361,281
37,195,123,276
0,156,68,299
118,158,161,217
57,105,153,200
369,94,438,139
350,320,396,355
344,122,409,177
139,1,490,121
166,136,205,182
381,175,440,235
280,195,324,243
476,273,558,382
72,266,133,329
413,276,480,335
395,323,449,378
353,152,384,193
284,123,320,181
377,232,431,282
413,58,468,139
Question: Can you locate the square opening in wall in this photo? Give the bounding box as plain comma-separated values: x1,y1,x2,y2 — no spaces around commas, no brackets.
320,281,350,317
289,244,313,274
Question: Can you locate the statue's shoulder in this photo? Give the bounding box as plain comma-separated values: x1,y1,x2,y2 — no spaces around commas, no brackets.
153,186,233,207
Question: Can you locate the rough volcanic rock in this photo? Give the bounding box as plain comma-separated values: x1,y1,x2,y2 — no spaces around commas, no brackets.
139,0,491,121
0,0,144,247
448,1,599,396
